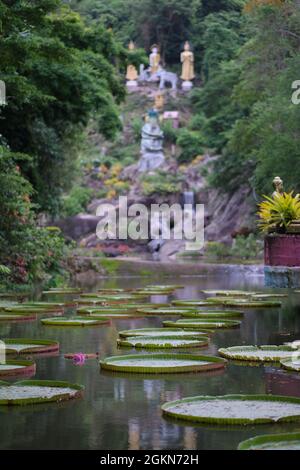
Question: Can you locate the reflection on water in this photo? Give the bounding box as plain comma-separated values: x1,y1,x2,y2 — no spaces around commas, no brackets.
1,274,300,450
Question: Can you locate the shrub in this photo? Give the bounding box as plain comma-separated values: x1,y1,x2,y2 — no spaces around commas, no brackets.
177,129,205,164
61,186,93,217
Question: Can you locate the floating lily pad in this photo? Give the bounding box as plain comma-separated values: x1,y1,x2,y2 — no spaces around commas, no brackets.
4,303,65,314
219,345,295,362
118,328,210,338
181,310,244,319
100,353,226,374
162,394,300,425
0,313,36,322
0,360,36,378
117,335,209,349
79,294,143,301
87,312,144,319
280,357,300,372
134,290,174,296
172,300,217,307
251,293,288,299
163,319,241,329
43,288,82,295
202,290,255,297
4,339,59,355
0,380,84,405
137,308,196,316
41,316,110,326
207,298,282,308
238,432,300,450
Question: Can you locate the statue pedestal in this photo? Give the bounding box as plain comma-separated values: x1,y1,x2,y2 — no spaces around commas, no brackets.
182,80,193,92
138,151,165,172
126,80,138,92
264,234,300,287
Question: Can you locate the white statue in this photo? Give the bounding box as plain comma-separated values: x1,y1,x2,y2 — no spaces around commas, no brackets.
139,110,165,172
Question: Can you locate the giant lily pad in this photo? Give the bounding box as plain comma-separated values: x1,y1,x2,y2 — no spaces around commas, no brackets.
118,328,210,339
3,339,59,355
162,394,300,425
238,432,300,450
117,335,209,349
137,308,196,316
163,319,241,329
251,293,288,299
280,357,300,372
181,310,243,319
100,353,226,374
172,300,217,307
207,298,282,308
41,316,110,326
202,290,255,297
219,345,296,362
86,312,145,319
43,288,82,295
0,312,36,322
0,360,36,378
0,380,84,405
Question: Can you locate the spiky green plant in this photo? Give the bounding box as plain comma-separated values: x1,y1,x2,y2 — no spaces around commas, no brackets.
258,192,300,233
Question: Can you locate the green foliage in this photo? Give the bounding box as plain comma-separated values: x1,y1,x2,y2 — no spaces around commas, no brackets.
177,129,204,164
0,1,125,213
206,234,263,260
230,234,263,259
0,146,70,288
258,192,300,233
206,2,300,195
61,186,93,217
161,121,179,145
141,171,183,196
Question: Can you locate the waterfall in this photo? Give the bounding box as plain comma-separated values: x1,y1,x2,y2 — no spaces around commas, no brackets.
182,191,195,208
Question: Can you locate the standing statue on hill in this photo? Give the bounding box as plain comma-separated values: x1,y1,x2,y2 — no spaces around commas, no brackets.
149,45,161,75
126,41,139,90
139,110,165,172
181,41,195,91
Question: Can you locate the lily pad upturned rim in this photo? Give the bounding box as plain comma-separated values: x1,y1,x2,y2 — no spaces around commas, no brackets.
202,290,256,297
117,335,210,349
161,394,300,425
219,345,295,362
0,379,84,406
181,310,244,319
238,432,300,450
0,312,37,322
172,300,217,307
3,338,59,355
40,316,111,326
100,353,227,374
0,360,36,377
118,328,211,338
136,308,194,316
43,288,82,295
206,298,282,308
163,319,241,329
280,357,300,372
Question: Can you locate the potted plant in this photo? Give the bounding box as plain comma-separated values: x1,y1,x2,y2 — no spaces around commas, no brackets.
258,192,300,234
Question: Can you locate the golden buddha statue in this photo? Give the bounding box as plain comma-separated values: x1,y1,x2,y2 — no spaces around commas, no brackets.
181,41,195,82
150,45,161,75
126,41,138,81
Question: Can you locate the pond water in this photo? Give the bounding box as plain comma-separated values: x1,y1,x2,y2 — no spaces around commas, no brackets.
1,271,300,450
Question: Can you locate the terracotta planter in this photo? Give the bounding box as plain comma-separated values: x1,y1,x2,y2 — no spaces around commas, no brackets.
265,234,300,267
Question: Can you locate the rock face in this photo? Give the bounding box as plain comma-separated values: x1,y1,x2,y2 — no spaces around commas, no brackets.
55,215,101,241
204,186,255,243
